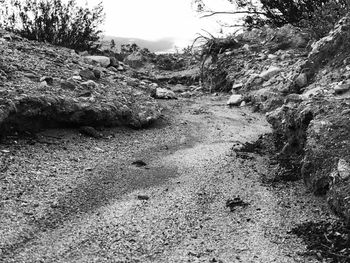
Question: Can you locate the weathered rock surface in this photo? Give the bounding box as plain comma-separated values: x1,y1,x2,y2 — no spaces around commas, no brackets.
264,15,350,224
227,94,243,106
155,88,177,99
124,52,145,68
0,30,161,136
84,55,111,67
202,16,350,224
259,66,281,80
153,67,200,86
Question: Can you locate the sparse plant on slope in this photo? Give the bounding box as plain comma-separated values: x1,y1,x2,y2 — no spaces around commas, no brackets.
193,0,350,39
0,0,105,51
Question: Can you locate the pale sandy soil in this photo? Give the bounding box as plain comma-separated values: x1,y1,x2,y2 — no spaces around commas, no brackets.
0,95,335,262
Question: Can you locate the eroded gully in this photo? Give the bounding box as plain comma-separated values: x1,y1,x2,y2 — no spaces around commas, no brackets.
1,95,333,262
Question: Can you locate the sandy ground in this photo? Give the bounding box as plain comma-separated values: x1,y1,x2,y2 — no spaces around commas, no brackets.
0,95,335,262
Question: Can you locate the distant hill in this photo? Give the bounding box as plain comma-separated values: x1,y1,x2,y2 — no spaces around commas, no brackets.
102,36,176,53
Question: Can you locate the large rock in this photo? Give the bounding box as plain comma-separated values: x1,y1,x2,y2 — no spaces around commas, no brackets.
124,52,144,68
84,56,110,67
79,69,96,80
227,94,243,106
155,88,177,99
259,66,281,80
295,73,308,88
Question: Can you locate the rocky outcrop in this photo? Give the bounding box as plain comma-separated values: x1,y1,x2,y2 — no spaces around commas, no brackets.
124,52,145,68
153,67,200,86
0,30,161,136
203,15,350,224
155,88,177,100
0,93,160,134
84,56,111,67
290,13,350,92
264,14,350,224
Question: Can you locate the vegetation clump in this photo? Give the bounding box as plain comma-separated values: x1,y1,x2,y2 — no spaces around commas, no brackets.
193,0,350,39
0,0,105,51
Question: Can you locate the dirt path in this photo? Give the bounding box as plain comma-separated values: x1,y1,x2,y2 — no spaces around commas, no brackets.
0,95,334,262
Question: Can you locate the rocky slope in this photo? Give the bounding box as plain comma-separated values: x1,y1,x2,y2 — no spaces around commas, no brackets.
204,17,350,225
0,30,162,136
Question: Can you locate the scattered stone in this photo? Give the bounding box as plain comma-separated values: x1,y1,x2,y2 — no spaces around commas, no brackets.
39,81,49,88
171,84,187,93
40,76,53,85
93,69,101,79
285,93,302,103
71,76,82,81
243,44,250,51
181,91,192,98
60,80,77,91
155,88,177,99
334,83,350,94
109,57,118,67
125,52,144,68
295,73,308,88
78,90,92,97
132,160,147,167
337,159,350,180
137,195,150,201
23,72,37,79
79,51,89,56
78,126,102,138
232,83,243,91
301,87,323,99
267,54,278,60
79,69,96,80
84,56,110,67
257,54,267,60
227,94,243,106
259,66,281,80
226,196,249,211
81,80,98,89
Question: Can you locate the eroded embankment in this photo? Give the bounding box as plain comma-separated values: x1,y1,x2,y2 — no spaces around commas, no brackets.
0,93,160,136
202,18,350,227
0,30,165,136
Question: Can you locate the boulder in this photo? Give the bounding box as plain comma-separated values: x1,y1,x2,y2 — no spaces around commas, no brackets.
79,69,96,80
93,69,102,79
124,52,144,68
155,88,177,99
227,94,243,106
60,80,77,90
40,76,53,85
109,57,118,67
334,83,350,94
81,80,98,89
295,73,308,88
232,83,243,91
171,84,187,93
259,66,281,80
84,56,110,68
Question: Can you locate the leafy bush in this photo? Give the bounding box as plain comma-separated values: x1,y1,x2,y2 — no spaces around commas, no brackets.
194,0,350,39
299,1,349,39
0,0,105,51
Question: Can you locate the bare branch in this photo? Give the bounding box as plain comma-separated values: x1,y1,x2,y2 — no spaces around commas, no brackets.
200,10,267,18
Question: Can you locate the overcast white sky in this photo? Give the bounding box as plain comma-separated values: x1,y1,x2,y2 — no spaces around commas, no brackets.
81,0,239,47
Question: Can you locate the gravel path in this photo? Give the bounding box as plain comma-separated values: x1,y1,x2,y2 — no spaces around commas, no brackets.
0,95,335,262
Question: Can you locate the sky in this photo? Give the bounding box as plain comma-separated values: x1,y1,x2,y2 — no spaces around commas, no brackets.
79,0,240,49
